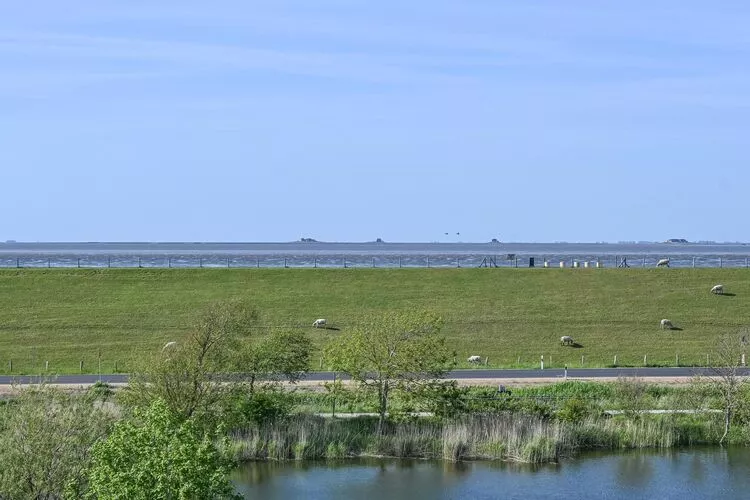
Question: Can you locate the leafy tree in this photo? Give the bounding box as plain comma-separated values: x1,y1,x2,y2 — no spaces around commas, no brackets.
0,384,113,499
324,310,453,432
86,399,239,500
124,300,309,427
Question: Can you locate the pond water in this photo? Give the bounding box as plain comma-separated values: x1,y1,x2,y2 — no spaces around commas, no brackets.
232,447,750,499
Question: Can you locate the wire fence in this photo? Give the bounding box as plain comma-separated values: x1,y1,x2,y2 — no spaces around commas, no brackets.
1,254,749,269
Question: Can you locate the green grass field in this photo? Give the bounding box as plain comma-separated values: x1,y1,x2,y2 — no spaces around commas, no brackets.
0,268,748,374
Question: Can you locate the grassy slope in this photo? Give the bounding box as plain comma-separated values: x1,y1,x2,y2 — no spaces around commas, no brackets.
0,268,747,373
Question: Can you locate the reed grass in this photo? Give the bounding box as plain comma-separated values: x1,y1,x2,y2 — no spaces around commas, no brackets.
229,411,733,464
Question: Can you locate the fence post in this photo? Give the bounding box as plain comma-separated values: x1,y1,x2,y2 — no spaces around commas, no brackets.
719,257,722,268
200,258,203,268
115,361,118,372
77,258,80,268
484,356,489,366
257,258,260,268
80,360,84,373
16,258,19,268
707,353,709,366
540,355,544,370
517,356,521,365
45,360,49,371
693,257,695,268
48,258,50,268
564,365,568,380
642,257,646,267
426,256,430,268
138,257,141,268
676,353,679,366
613,355,617,366
372,257,375,268
343,258,347,268
8,360,11,373
168,257,171,268
581,355,584,366
108,256,111,268
399,256,402,268
314,257,317,268
643,354,647,366
284,258,288,268
227,258,230,268
457,257,460,268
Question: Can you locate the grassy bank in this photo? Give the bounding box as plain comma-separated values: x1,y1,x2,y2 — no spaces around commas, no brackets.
229,413,726,464
0,268,747,373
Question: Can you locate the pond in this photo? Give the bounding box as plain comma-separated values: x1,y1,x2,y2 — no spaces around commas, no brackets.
233,447,750,499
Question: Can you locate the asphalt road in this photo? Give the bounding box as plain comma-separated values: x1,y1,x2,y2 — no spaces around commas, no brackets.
2,367,748,385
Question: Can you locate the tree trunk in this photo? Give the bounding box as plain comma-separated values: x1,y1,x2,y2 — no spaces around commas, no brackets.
720,408,731,445
377,383,389,435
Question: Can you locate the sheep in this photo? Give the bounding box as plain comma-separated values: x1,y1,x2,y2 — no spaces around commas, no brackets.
313,318,327,328
467,355,482,363
711,284,724,295
560,335,574,346
656,258,670,267
162,341,177,351
660,319,674,330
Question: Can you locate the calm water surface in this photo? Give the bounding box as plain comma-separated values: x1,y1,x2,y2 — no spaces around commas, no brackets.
232,447,750,499
1,242,749,268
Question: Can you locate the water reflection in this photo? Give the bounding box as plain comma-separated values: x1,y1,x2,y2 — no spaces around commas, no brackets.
615,452,654,487
233,448,750,500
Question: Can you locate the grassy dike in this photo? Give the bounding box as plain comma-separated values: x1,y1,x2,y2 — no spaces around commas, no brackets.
0,267,748,374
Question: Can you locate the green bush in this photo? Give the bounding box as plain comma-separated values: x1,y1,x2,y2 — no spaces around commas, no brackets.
557,397,592,423
235,389,294,426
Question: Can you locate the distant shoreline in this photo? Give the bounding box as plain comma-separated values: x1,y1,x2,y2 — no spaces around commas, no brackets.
1,240,747,246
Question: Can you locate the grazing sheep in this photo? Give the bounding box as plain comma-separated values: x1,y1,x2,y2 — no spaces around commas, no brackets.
656,258,670,267
162,341,177,351
560,335,574,346
313,318,327,328
711,284,724,295
660,319,674,330
467,355,482,363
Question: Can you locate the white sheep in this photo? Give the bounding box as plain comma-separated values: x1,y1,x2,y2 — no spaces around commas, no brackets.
710,284,724,295
656,258,670,267
560,335,574,346
660,319,674,330
467,355,482,363
313,318,327,328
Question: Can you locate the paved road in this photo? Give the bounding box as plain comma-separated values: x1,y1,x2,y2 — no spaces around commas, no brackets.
2,367,748,385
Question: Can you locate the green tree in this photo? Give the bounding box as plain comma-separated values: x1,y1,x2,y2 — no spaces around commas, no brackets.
124,300,310,427
0,384,113,499
324,310,453,432
86,399,239,500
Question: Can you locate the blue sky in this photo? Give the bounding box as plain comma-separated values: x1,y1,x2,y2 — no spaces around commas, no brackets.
2,1,748,243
